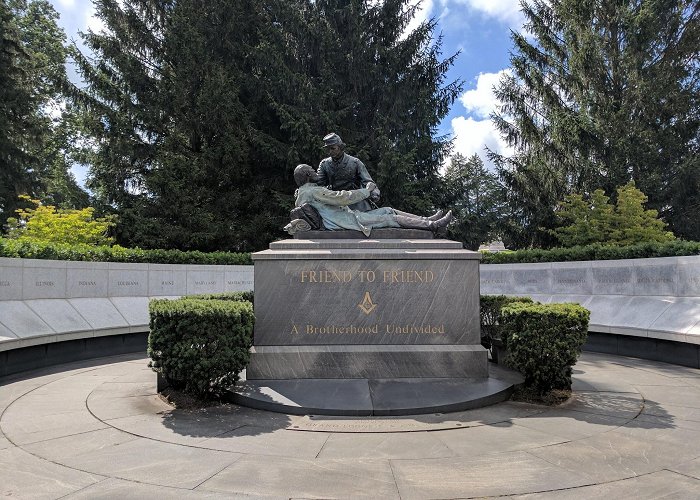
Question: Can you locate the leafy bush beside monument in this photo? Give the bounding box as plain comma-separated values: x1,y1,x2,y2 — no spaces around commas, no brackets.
479,295,533,357
500,302,590,395
481,295,589,395
148,296,254,399
147,290,588,402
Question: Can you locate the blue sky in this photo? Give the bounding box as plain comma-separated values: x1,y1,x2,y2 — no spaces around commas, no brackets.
49,0,523,183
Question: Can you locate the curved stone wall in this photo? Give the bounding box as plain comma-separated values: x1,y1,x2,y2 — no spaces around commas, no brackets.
480,255,700,346
0,257,253,352
2,255,699,368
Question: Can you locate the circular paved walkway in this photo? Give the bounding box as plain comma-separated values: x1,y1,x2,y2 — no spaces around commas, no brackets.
1,352,700,499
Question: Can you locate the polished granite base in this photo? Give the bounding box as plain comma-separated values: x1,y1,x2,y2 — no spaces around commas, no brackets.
228,363,523,416
247,237,489,414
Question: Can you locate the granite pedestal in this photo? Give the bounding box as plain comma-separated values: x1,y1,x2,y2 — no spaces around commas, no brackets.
231,234,515,415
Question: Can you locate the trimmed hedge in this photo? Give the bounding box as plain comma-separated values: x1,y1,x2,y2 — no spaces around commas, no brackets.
185,291,254,303
500,302,590,394
148,298,254,399
3,236,699,265
0,237,252,265
481,240,700,264
480,295,533,349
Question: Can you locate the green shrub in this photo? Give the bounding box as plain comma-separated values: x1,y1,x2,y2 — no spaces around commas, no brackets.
148,298,254,399
480,295,533,349
500,302,590,394
552,182,675,247
0,237,252,265
185,291,254,303
6,196,117,246
481,240,700,264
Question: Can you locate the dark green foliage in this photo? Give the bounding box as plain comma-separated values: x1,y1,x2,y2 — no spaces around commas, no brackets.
0,0,35,222
670,155,700,242
148,298,254,399
481,240,700,264
73,0,460,251
492,0,700,247
480,295,533,349
0,237,252,264
500,302,590,394
441,154,508,250
551,189,615,247
306,0,463,215
185,291,254,303
0,0,87,226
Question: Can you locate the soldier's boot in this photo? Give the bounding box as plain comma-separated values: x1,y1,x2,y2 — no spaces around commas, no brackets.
395,211,452,231
433,210,453,228
427,209,444,221
429,210,453,236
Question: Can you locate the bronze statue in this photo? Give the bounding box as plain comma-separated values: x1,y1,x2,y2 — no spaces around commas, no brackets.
286,164,450,237
317,133,379,211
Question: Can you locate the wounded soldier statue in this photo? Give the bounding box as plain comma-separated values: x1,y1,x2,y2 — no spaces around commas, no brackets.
285,164,452,237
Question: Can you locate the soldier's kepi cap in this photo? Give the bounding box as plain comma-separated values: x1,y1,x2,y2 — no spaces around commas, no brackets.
322,132,344,148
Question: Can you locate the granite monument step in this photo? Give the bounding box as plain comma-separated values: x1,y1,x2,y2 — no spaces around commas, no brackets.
246,345,489,379
228,364,523,416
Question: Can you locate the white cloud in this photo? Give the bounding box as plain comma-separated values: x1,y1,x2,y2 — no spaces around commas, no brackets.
447,68,514,170
451,116,512,170
56,0,76,7
85,4,106,34
453,0,524,27
438,5,451,21
459,69,510,119
402,0,434,39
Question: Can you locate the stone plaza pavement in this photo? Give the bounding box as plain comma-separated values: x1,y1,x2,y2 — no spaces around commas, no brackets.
1,353,700,499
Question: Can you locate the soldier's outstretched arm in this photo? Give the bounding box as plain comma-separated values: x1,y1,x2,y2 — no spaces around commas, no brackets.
313,186,371,207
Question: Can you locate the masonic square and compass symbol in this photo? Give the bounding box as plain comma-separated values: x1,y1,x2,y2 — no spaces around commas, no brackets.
357,291,377,315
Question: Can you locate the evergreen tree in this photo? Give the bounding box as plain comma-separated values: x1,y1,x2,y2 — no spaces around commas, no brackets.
73,0,460,251
305,0,462,214
553,189,614,246
74,0,271,251
0,0,35,223
442,154,508,250
670,154,700,242
553,181,674,247
12,0,88,209
0,0,86,227
609,181,675,245
492,0,700,247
